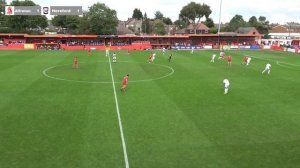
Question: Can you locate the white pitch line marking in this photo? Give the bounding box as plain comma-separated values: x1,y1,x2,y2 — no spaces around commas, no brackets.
42,62,174,84
276,61,300,71
108,56,130,168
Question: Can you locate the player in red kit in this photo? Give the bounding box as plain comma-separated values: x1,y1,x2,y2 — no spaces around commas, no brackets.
227,55,232,67
73,56,79,69
87,48,91,56
243,56,248,65
121,74,129,92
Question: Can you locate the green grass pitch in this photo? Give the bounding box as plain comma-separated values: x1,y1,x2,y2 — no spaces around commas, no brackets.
1,49,300,168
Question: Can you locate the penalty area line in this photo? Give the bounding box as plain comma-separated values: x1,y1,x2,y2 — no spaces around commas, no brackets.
108,55,130,168
276,61,300,71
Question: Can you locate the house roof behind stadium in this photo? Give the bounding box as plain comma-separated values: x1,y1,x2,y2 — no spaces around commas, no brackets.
236,27,258,34
186,23,209,30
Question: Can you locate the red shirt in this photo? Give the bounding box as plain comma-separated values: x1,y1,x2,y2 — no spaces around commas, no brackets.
88,48,91,52
227,56,232,62
244,56,248,62
123,76,128,85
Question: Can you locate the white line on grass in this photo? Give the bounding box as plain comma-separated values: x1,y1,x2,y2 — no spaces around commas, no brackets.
251,56,300,71
276,61,300,71
251,56,274,62
108,56,130,168
277,61,300,67
42,62,174,84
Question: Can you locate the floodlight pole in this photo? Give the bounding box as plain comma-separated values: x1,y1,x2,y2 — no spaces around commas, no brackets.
217,0,223,50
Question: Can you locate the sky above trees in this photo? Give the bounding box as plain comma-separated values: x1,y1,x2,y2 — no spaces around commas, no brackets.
6,0,300,24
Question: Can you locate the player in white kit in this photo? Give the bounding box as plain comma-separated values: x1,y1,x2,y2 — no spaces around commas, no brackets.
223,78,230,94
210,54,216,62
262,63,271,74
191,46,194,54
162,47,166,54
219,51,225,59
246,57,252,66
152,53,156,62
112,52,117,63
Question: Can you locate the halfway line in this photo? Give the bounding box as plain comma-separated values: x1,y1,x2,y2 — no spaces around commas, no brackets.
108,55,130,168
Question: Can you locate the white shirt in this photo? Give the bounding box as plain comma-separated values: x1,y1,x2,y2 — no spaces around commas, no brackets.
212,54,216,59
113,53,116,58
266,63,271,69
223,79,230,87
247,57,251,62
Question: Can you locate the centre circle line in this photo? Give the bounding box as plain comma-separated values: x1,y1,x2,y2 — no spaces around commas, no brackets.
42,61,175,84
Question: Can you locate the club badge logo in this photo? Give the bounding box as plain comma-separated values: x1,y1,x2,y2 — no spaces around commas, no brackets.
5,6,14,15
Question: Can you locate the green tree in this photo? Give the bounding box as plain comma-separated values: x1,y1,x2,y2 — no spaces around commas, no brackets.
247,16,258,27
6,0,48,33
66,16,80,32
35,15,48,29
162,17,172,25
86,3,118,35
205,17,214,28
142,12,150,34
153,20,166,35
174,19,187,29
154,11,164,20
0,0,5,15
132,8,143,20
52,15,67,28
246,16,269,35
258,16,266,23
224,14,246,32
209,27,218,34
257,16,269,34
0,0,9,32
52,15,80,33
179,2,212,34
78,12,91,34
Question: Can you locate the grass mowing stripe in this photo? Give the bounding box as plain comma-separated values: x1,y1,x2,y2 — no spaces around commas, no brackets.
0,51,70,110
108,55,130,168
2,50,300,168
